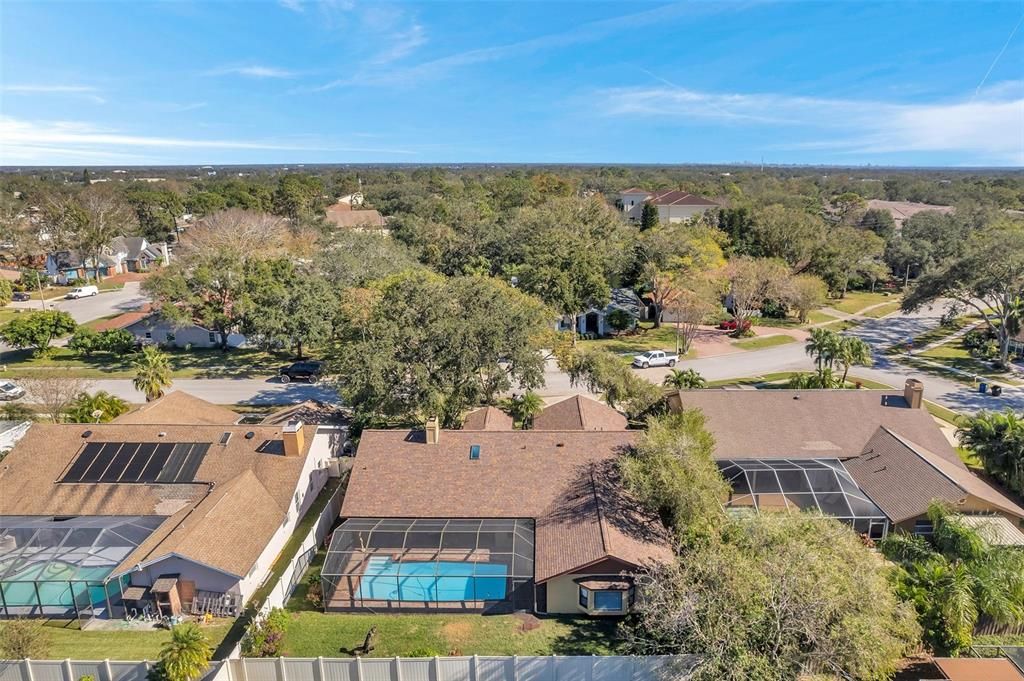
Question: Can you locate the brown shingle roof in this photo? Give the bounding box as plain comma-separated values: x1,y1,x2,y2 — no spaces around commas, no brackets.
114,391,241,426
341,429,672,581
846,428,1024,523
462,406,514,431
934,657,1024,681
533,395,628,432
0,420,313,578
668,389,958,462
325,205,386,228
90,304,155,332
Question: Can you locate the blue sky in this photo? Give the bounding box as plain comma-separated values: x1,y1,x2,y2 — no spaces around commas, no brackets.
1,0,1022,166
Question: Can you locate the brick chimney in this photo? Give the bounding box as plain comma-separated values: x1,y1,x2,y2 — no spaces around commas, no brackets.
904,379,924,409
283,421,305,457
425,417,440,445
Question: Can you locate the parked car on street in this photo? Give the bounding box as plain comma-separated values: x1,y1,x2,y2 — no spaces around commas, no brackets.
632,350,678,369
0,380,26,401
278,360,324,384
65,285,99,299
718,319,752,332
11,292,30,302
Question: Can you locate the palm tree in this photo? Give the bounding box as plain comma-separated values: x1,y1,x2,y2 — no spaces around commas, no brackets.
66,390,130,423
835,335,873,384
957,410,1024,496
804,328,841,371
158,623,211,681
510,391,544,429
132,346,172,402
662,368,706,389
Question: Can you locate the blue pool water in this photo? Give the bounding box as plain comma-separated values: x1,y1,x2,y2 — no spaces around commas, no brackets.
355,557,508,602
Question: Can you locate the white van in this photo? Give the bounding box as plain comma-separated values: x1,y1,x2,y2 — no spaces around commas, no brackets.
65,285,99,299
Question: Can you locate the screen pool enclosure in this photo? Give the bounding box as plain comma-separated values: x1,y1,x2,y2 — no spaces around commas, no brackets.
322,518,535,612
0,516,163,618
718,458,890,537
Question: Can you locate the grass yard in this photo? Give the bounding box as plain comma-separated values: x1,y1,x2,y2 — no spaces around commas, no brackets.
37,619,233,660
829,291,899,315
817,319,861,333
576,324,693,356
861,301,903,318
917,342,1023,386
731,335,796,351
0,346,290,379
705,372,892,390
277,612,620,658
896,316,979,353
806,310,838,325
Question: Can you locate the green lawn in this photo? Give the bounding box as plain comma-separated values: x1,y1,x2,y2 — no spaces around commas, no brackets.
861,301,903,318
917,342,1023,386
731,335,796,351
817,319,861,333
895,316,979,353
806,310,838,325
705,372,892,390
923,400,965,428
576,324,693,356
37,619,233,660
829,291,900,315
278,612,620,658
0,346,291,379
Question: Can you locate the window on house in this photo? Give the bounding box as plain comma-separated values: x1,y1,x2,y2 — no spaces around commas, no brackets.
145,332,152,339
294,491,301,511
913,519,934,536
578,587,589,609
166,332,175,343
593,590,624,612
868,521,887,540
209,332,216,343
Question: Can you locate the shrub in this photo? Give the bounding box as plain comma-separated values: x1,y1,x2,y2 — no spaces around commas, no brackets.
0,402,36,422
69,327,99,356
241,607,290,657
606,309,633,333
0,618,51,659
0,279,12,307
304,574,323,609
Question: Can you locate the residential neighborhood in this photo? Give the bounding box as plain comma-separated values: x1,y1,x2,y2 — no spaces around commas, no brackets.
1,1,1023,680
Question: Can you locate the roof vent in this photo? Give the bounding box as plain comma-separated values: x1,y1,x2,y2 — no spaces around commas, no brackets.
81,430,92,438
469,444,480,460
158,432,167,438
245,431,255,439
555,442,565,448
793,395,800,400
219,432,232,446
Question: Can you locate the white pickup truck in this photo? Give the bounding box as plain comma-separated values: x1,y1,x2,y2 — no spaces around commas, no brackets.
632,350,678,369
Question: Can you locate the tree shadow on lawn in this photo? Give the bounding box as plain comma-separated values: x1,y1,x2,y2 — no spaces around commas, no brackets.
546,615,621,655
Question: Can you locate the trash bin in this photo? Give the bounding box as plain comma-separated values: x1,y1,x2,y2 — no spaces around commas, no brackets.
978,382,988,394
992,385,1003,397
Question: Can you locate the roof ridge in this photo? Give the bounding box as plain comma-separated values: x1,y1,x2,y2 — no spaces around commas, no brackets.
881,427,966,495
589,465,611,555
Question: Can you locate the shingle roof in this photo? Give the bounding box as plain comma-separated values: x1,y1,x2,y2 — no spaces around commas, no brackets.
0,419,313,579
933,657,1024,681
325,205,386,228
462,406,514,431
845,428,1024,523
533,395,628,432
646,190,718,207
115,390,241,426
956,514,1024,546
341,429,672,581
90,304,155,332
668,389,958,462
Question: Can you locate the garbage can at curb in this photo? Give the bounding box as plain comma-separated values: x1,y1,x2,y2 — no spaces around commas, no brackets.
991,385,1003,397
978,382,988,394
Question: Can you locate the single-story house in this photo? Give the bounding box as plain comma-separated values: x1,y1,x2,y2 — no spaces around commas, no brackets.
94,305,247,350
328,395,671,616
668,380,1024,540
618,188,719,224
560,288,645,337
324,202,387,231
0,391,339,620
45,236,168,283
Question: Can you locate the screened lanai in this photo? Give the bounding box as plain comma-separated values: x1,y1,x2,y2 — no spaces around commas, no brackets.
322,518,535,612
718,459,890,538
0,516,163,618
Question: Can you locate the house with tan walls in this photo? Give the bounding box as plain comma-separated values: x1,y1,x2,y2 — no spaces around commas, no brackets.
0,391,340,620
618,188,719,223
669,379,1024,542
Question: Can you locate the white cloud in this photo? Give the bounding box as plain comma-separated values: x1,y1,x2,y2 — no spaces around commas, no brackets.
0,116,418,164
597,81,1024,164
279,0,303,12
206,65,298,79
309,2,718,92
3,84,105,104
368,23,427,65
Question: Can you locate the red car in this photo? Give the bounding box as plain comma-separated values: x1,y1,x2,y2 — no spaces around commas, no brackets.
718,319,752,332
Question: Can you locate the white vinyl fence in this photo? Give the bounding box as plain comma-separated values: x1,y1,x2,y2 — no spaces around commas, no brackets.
216,656,697,681
260,482,345,614
0,660,164,681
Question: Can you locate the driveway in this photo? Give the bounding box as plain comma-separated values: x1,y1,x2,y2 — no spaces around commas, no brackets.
48,377,339,406
8,282,149,324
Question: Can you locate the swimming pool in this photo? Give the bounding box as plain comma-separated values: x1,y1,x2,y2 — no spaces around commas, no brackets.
355,556,508,602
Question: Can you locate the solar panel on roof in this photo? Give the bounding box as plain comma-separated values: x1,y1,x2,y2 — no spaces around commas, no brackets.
61,441,210,483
